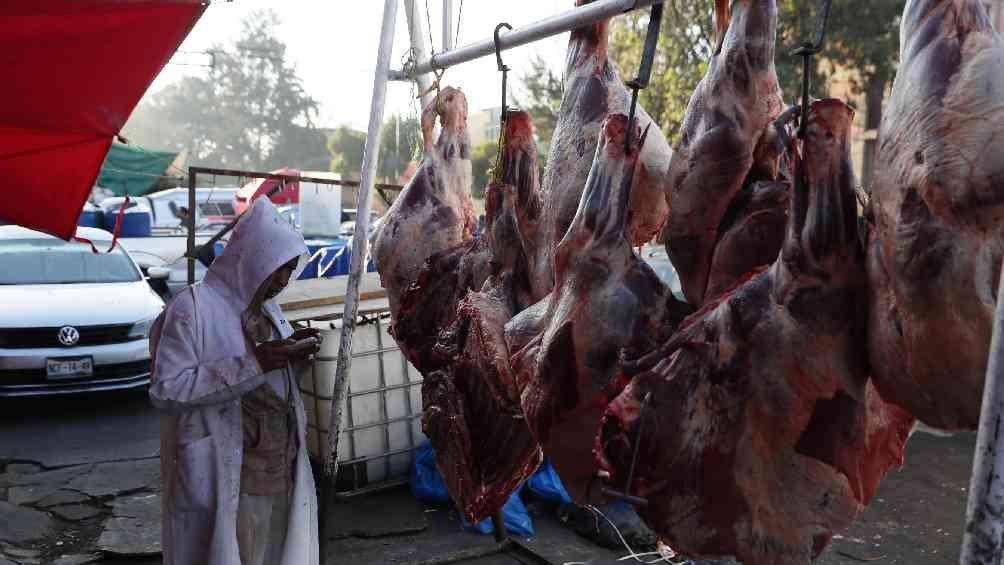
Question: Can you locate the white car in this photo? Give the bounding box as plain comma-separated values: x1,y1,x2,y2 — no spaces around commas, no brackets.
0,226,166,396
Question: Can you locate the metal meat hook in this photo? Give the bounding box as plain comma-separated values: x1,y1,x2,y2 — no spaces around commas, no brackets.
494,23,512,125
624,2,664,152
790,0,833,140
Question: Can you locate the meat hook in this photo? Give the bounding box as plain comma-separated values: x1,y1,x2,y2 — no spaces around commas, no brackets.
493,23,512,126
601,391,652,507
790,0,833,140
624,2,664,152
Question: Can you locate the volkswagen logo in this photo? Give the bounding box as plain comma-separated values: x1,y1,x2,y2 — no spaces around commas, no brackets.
58,326,80,347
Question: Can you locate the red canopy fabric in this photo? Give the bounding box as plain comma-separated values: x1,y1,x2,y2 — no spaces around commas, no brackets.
0,1,206,239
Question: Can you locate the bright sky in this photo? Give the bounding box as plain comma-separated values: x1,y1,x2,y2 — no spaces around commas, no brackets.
145,1,573,131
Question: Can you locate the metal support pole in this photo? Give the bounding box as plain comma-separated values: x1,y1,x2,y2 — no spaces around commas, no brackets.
961,262,1004,564
443,0,454,52
321,0,398,561
396,0,662,77
405,0,437,110
186,168,196,285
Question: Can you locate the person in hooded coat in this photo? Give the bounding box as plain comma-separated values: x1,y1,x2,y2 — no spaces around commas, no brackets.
148,197,320,565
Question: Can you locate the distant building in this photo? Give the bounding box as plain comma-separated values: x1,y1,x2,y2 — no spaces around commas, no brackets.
468,107,503,148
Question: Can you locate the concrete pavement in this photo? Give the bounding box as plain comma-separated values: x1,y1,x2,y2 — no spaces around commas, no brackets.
0,388,982,564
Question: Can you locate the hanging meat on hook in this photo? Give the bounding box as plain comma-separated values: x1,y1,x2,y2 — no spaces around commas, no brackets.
509,114,692,499
663,0,788,306
396,112,544,521
597,100,914,565
867,0,1004,430
372,86,476,319
529,0,674,300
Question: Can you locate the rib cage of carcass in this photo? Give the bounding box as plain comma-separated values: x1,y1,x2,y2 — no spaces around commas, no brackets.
371,0,1003,562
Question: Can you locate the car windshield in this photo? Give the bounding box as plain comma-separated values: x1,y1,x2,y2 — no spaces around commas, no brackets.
0,239,141,284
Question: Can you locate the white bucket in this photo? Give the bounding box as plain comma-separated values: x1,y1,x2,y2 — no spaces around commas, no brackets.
297,311,425,491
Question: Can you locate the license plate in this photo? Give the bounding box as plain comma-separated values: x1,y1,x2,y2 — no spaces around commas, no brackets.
46,357,94,379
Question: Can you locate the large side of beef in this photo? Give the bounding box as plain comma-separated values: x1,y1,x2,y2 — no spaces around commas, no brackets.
530,0,674,301
406,112,545,521
867,0,1004,430
663,0,787,307
508,114,692,500
372,86,475,319
598,100,915,565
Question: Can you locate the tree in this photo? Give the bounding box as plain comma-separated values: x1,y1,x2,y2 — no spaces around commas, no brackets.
327,126,365,181
378,114,422,184
123,10,328,171
516,56,563,156
605,0,905,170
775,0,905,188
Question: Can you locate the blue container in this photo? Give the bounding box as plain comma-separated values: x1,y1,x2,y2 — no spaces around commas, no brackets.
78,207,102,228
118,209,152,237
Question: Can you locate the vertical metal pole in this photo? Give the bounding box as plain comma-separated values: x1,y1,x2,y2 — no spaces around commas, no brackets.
321,0,398,561
186,169,196,285
961,262,1004,564
405,0,437,109
443,0,454,52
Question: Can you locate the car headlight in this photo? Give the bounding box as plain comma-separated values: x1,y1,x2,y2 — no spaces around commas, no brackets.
128,317,157,339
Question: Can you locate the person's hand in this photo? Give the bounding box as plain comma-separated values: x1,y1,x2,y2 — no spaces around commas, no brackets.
254,339,298,372
290,327,322,343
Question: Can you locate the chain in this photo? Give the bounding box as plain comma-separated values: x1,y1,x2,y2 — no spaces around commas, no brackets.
489,113,508,185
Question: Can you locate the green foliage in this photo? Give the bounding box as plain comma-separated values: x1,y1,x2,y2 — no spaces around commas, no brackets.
327,126,365,180
470,140,497,199
603,0,906,145
610,1,714,143
124,10,328,171
516,56,563,155
378,114,422,183
775,0,905,99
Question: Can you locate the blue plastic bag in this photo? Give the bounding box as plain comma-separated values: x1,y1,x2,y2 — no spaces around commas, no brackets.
460,484,535,538
524,457,572,504
410,441,451,504
410,441,535,537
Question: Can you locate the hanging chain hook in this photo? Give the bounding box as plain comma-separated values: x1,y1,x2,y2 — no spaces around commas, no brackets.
494,23,513,123
624,2,664,152
790,0,833,140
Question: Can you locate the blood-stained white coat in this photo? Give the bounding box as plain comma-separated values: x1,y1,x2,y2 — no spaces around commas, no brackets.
148,197,316,565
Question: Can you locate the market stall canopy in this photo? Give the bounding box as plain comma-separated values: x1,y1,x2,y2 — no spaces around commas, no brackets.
0,0,206,240
97,142,181,197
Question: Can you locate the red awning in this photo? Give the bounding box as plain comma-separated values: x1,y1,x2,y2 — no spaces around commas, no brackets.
0,1,206,239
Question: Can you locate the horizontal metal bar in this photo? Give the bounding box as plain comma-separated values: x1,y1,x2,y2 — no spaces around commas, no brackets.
308,413,421,434
304,379,421,402
188,166,403,191
395,0,660,76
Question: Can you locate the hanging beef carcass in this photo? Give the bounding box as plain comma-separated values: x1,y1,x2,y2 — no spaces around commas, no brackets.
530,0,674,300
510,114,692,499
663,0,787,306
398,112,544,520
372,86,476,319
597,100,915,565
867,0,1004,430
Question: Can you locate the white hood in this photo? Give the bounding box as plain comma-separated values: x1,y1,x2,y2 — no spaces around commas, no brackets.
204,197,308,312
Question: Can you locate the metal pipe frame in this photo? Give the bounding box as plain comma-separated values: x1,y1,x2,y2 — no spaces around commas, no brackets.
405,0,437,110
321,2,398,557
394,0,661,77
961,262,1004,563
442,0,453,52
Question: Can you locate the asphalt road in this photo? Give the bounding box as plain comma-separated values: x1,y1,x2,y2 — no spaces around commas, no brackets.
0,389,980,564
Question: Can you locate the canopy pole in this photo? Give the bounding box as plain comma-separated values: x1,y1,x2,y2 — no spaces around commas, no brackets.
186,168,196,286
391,0,661,78
320,0,398,561
443,0,454,52
961,260,1004,564
405,0,437,110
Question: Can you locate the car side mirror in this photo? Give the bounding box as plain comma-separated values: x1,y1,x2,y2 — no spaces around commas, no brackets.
147,266,171,280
